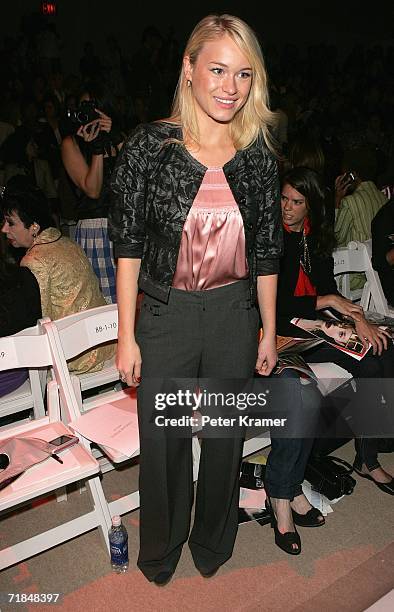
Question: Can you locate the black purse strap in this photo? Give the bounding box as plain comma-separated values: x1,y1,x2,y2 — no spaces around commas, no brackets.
315,454,354,475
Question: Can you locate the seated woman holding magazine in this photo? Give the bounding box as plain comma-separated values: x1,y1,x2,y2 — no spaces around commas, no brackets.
276,166,394,496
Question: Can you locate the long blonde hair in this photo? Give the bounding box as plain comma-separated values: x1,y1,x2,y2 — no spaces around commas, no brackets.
167,14,277,154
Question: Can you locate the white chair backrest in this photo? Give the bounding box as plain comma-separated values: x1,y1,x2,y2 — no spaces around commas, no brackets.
51,304,118,361
0,324,52,371
0,319,55,423
333,241,372,275
41,307,118,423
333,241,393,316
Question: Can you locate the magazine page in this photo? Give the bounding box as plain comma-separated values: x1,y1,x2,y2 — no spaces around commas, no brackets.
290,317,371,360
258,330,323,355
274,354,318,382
278,337,323,354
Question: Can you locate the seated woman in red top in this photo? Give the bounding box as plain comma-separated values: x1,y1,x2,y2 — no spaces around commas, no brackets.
276,167,394,498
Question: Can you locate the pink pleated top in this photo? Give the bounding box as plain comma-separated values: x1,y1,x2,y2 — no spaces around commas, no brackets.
172,167,248,291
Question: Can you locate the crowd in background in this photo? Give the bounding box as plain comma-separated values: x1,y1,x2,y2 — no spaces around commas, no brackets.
0,16,393,341
0,19,393,215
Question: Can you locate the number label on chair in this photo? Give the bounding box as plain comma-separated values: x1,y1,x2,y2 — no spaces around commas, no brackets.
87,320,118,345
0,339,18,370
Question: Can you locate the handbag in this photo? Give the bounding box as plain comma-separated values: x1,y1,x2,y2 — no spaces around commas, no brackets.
239,460,266,490
305,455,356,500
0,437,64,491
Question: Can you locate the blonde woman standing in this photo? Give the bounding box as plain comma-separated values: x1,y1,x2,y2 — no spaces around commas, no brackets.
109,14,282,585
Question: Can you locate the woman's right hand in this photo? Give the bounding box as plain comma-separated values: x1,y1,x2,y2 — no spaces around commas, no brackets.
325,294,364,321
334,173,353,208
116,339,142,387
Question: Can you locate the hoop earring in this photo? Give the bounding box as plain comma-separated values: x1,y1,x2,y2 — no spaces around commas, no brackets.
187,79,192,88
32,232,37,238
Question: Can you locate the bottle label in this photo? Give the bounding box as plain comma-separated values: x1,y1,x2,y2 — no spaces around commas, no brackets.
110,536,129,565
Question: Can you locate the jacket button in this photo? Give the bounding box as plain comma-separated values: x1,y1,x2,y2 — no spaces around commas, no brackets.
228,173,235,180
247,223,253,230
240,197,246,204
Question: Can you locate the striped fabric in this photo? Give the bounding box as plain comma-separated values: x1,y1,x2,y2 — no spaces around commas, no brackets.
75,218,116,304
335,182,388,289
335,181,387,245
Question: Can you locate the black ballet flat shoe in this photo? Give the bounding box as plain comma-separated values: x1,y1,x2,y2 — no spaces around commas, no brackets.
353,465,394,496
266,499,301,556
152,570,174,587
292,506,325,528
199,567,220,579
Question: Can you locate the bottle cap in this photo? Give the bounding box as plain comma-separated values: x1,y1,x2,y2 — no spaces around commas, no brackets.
112,515,121,526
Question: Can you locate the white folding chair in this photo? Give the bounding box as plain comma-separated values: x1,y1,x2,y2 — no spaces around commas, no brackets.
42,306,142,518
0,326,112,570
47,304,120,403
0,324,47,426
334,241,394,317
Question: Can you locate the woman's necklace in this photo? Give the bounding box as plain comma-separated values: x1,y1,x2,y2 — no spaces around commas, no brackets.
299,227,311,274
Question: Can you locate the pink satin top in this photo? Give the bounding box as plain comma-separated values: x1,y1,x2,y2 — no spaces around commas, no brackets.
172,167,248,291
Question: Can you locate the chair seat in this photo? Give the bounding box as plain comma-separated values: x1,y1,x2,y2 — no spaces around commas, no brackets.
0,420,99,512
77,356,119,392
71,388,139,463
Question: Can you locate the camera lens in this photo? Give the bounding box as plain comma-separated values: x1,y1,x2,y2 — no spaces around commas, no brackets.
76,111,89,124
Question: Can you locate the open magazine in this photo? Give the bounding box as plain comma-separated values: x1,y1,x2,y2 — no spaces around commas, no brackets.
258,328,354,393
258,329,323,380
290,316,370,360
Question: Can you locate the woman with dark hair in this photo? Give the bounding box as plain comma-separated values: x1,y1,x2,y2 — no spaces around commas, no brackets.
61,83,124,303
0,248,42,397
276,166,394,496
1,177,115,373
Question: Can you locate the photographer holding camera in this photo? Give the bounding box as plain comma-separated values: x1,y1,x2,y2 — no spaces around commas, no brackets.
61,85,124,303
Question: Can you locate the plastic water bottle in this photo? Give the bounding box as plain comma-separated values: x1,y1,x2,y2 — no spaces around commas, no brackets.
109,515,129,573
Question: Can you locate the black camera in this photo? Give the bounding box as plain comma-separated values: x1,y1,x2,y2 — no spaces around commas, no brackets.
66,100,99,127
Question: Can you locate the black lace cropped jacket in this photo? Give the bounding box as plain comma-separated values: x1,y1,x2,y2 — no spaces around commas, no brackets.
108,121,283,304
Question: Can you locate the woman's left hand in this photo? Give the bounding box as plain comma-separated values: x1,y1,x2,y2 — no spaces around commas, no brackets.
354,317,391,355
255,336,277,376
95,109,112,133
77,120,101,142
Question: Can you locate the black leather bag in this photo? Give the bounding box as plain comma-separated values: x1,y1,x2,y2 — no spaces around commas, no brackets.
239,460,266,490
305,455,356,500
